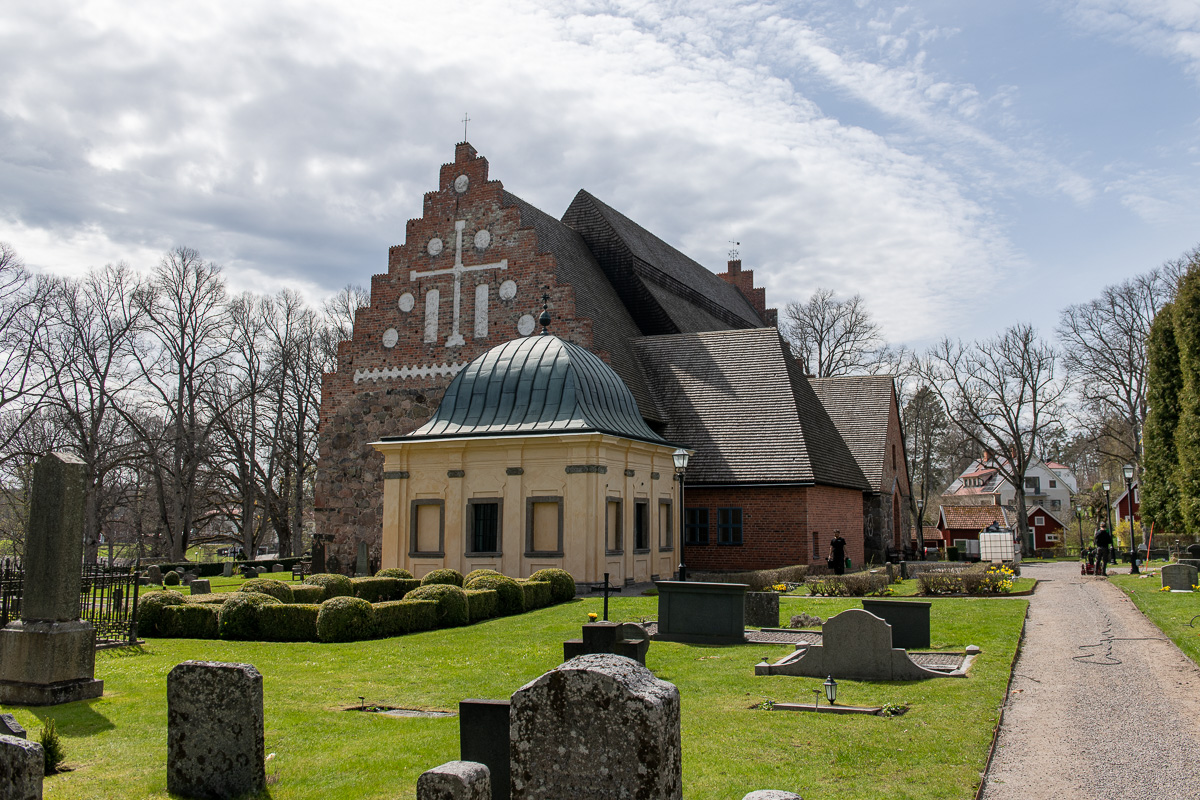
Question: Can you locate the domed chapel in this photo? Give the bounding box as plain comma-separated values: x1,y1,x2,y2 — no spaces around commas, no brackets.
315,142,910,583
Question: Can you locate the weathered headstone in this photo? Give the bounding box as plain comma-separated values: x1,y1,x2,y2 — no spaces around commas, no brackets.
189,579,211,596
271,564,285,573
654,581,747,644
222,562,233,578
510,653,681,800
1161,563,1198,592
460,700,510,800
861,599,931,649
744,592,780,628
312,536,328,574
417,761,491,800
181,573,195,586
0,734,43,800
0,714,24,739
356,541,369,577
0,453,103,705
167,661,264,800
146,565,163,584
255,566,266,575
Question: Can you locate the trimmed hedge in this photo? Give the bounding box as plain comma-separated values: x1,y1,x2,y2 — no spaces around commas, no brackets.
218,592,283,640
518,579,552,610
395,578,422,596
420,568,464,587
138,590,185,636
465,589,499,622
351,576,401,603
317,596,375,643
375,567,413,579
183,594,228,605
158,604,219,639
163,570,180,586
464,574,524,615
464,568,503,584
258,604,321,642
528,568,576,603
150,556,305,578
304,573,353,598
374,599,438,637
404,584,469,627
290,584,326,603
241,577,294,603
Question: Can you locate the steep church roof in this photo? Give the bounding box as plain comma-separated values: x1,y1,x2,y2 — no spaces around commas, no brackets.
630,328,868,489
397,334,667,444
808,376,898,494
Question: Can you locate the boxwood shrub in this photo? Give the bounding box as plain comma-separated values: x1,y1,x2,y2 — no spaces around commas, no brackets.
528,568,576,603
374,599,438,637
465,589,499,622
290,584,326,604
163,570,181,586
218,592,283,640
317,596,375,643
137,590,186,636
375,567,413,579
395,578,422,596
158,604,219,639
240,577,294,603
304,573,353,598
183,594,228,605
420,568,464,587
519,579,552,610
258,604,321,642
404,584,469,627
463,568,503,584
351,576,401,603
464,574,524,615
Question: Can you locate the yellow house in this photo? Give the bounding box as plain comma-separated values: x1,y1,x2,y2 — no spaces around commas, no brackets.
372,333,684,584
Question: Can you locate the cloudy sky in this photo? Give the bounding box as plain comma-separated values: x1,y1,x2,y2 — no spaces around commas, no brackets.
2,0,1198,347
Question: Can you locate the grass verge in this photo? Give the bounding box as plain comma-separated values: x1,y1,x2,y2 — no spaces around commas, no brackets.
1109,571,1200,667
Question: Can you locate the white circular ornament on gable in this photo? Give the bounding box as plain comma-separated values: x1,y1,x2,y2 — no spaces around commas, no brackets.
474,229,491,249
398,293,415,312
382,328,399,348
517,314,536,336
427,238,443,256
454,174,469,193
499,280,517,301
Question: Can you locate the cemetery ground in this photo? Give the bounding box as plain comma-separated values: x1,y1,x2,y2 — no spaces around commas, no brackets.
7,591,1026,800
1109,568,1200,666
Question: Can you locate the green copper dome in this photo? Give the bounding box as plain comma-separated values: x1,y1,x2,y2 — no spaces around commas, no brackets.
401,335,665,443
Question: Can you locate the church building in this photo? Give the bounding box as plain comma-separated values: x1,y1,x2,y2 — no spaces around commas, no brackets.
315,142,910,581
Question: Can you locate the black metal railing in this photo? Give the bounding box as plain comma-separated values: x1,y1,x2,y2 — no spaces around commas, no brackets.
0,558,21,627
80,564,141,646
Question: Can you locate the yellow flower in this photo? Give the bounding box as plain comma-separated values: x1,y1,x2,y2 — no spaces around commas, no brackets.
587,612,598,622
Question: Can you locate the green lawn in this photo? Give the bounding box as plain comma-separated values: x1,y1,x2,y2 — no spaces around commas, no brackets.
11,594,1027,800
1109,569,1200,667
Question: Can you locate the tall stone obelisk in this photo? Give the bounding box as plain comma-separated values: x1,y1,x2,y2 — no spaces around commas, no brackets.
0,452,103,705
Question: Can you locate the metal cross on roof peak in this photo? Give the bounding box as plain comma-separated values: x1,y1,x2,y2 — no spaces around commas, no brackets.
462,113,470,141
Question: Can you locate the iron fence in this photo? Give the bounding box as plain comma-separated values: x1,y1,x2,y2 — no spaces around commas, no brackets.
0,558,21,627
80,564,141,646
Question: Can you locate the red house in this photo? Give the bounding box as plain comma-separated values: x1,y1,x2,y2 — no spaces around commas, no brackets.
1112,481,1140,527
937,505,1016,554
1026,505,1068,550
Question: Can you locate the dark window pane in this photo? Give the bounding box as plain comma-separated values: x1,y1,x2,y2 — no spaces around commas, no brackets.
684,508,709,545
472,502,499,552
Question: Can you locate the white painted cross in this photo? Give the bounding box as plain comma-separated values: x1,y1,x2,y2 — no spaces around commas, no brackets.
410,220,507,347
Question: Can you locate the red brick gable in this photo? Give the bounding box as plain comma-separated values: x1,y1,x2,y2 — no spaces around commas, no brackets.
717,259,778,326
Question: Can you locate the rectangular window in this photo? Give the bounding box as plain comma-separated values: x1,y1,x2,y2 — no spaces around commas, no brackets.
525,496,563,556
717,507,743,546
1024,477,1040,492
684,508,709,545
1049,479,1057,489
467,499,501,554
410,500,445,555
1034,515,1045,527
1046,532,1060,542
606,499,623,553
658,500,673,550
1050,499,1061,510
634,501,649,551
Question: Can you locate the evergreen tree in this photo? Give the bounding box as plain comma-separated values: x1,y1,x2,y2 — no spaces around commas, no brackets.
1175,265,1200,533
1141,302,1182,532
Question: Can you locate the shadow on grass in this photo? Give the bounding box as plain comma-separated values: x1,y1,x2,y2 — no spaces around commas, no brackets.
30,698,115,735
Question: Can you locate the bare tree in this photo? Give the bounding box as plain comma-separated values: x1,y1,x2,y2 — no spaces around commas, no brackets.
0,243,56,455
903,385,951,552
782,288,885,377
323,283,370,346
919,324,1067,545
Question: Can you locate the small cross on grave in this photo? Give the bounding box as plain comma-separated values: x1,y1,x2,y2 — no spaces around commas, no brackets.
588,572,622,621
410,220,508,347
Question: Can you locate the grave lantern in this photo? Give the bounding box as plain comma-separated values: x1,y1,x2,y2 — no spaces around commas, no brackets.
673,448,691,581
824,675,837,705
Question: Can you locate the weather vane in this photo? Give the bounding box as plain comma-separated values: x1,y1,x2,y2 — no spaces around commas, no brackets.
728,240,740,260
539,289,551,334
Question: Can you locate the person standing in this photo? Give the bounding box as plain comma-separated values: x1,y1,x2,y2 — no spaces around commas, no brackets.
829,531,847,576
1094,527,1113,576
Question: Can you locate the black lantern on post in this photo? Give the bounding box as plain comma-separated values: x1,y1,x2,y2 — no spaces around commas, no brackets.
1123,463,1138,574
673,448,691,581
824,675,838,705
916,497,925,558
1102,479,1112,538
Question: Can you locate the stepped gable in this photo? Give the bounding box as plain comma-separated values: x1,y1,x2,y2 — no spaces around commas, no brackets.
561,190,766,335
809,375,897,493
501,191,663,423
630,328,868,489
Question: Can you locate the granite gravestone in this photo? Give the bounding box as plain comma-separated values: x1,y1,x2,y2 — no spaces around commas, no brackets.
562,622,650,665
861,599,931,649
744,592,780,628
0,453,103,705
222,562,233,578
509,653,681,800
460,699,510,800
654,581,747,644
146,565,163,584
271,564,285,573
417,760,492,800
0,734,43,800
167,661,264,800
0,714,24,739
189,579,211,596
356,541,369,577
1161,563,1198,592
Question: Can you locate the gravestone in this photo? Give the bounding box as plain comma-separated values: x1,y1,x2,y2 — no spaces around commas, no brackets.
861,599,931,649
0,714,24,738
0,734,43,800
146,565,163,584
1178,558,1200,570
654,581,747,644
1161,563,1198,592
189,579,211,596
255,566,266,575
562,622,650,665
460,700,510,800
167,661,264,800
356,542,369,577
271,564,285,573
312,537,328,574
0,453,104,705
182,573,195,586
418,761,491,800
510,653,681,800
744,592,779,628
1186,543,1200,558
222,562,233,578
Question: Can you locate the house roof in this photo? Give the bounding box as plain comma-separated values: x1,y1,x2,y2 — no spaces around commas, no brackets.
939,505,1013,531
396,334,666,444
808,375,897,493
1026,505,1068,528
629,328,868,488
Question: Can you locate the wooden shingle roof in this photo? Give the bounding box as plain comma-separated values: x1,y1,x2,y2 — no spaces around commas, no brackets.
808,375,896,494
939,505,1013,531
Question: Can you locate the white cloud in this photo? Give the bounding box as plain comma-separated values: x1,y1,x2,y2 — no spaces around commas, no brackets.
1069,0,1200,79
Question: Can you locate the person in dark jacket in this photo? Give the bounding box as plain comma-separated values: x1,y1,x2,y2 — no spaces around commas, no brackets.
829,532,847,576
1094,527,1113,576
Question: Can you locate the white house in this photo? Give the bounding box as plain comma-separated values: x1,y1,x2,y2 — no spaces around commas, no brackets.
942,454,1077,514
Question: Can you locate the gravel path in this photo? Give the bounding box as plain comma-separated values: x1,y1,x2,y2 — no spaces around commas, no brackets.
980,561,1200,800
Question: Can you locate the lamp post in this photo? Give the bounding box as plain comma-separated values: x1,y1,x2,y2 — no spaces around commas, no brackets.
673,448,690,581
824,675,838,705
1123,463,1138,574
916,497,925,559
1102,480,1113,562
1075,506,1086,553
